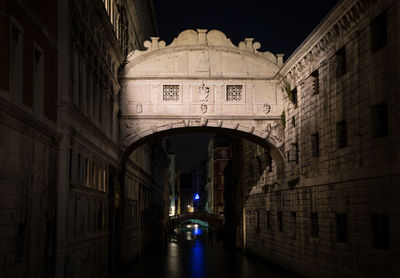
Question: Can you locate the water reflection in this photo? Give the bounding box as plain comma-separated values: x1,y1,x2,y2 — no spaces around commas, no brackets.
190,240,205,278
121,224,300,278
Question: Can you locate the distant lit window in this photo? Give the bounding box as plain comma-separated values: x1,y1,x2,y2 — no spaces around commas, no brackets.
163,85,180,101
226,85,242,101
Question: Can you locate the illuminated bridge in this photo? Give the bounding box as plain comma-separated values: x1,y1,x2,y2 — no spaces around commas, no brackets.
169,212,224,230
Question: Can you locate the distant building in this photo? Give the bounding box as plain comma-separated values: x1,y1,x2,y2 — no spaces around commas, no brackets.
168,153,177,216
204,135,232,215
180,172,193,213
191,162,207,212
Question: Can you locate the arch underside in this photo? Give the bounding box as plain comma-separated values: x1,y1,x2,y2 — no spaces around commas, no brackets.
120,119,285,174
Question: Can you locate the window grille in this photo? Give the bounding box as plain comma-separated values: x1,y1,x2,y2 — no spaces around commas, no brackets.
163,85,180,101
226,85,242,101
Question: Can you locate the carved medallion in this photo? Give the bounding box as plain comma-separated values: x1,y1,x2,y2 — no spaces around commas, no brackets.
136,104,143,114
263,103,271,114
201,103,207,114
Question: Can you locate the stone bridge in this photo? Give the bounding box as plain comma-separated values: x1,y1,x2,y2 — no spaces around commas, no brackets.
169,212,224,229
120,29,286,166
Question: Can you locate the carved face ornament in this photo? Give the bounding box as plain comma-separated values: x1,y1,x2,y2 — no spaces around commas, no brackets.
263,103,271,114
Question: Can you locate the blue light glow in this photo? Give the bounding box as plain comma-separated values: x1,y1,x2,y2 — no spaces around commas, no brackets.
193,225,202,235
194,193,200,200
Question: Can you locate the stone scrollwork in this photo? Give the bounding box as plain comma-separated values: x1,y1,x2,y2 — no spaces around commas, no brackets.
122,122,141,142
200,118,208,126
263,121,284,148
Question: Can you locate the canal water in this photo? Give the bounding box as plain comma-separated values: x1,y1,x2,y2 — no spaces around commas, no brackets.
121,225,300,278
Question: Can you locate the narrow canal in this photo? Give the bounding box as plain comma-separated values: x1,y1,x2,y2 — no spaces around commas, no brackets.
121,222,301,278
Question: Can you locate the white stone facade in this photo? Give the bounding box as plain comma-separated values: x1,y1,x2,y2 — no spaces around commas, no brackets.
120,29,285,161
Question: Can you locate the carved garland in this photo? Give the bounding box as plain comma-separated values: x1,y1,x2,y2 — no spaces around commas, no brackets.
284,0,369,85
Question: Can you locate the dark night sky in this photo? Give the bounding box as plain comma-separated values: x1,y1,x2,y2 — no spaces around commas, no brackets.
153,0,339,59
154,0,339,172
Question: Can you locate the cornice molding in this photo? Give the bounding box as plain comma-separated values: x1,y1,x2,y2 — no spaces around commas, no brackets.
279,0,370,84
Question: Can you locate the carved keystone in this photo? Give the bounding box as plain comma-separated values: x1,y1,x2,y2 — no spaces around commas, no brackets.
197,29,207,44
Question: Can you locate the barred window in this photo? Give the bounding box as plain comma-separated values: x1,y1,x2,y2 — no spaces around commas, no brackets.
163,85,180,101
311,70,319,94
226,85,242,101
371,11,387,54
278,211,283,232
266,211,271,229
336,213,348,243
336,46,347,77
291,212,297,239
310,213,319,238
372,102,388,138
336,120,348,148
371,214,389,249
311,133,320,158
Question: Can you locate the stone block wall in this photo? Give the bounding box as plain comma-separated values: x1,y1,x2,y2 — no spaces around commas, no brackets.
0,103,59,278
242,0,400,276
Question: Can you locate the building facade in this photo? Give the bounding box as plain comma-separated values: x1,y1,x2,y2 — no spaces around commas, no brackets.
0,1,59,277
241,0,400,277
0,0,161,277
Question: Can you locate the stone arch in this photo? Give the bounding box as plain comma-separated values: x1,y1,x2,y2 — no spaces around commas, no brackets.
120,125,285,183
120,29,286,176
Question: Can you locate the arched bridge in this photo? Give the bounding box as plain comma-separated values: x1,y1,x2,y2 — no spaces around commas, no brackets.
120,29,286,165
169,212,224,229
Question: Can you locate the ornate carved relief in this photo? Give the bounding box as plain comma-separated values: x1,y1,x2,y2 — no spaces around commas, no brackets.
199,83,210,101
200,104,207,114
122,123,141,141
136,104,143,114
284,0,369,83
263,121,284,148
263,104,271,114
200,118,208,126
